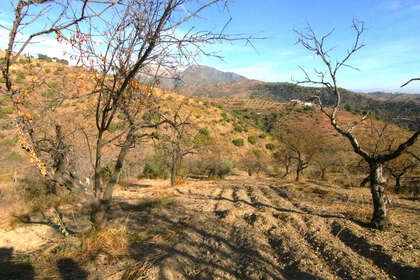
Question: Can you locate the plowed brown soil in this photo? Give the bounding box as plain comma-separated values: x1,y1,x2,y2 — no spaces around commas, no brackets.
2,175,419,280
103,175,419,280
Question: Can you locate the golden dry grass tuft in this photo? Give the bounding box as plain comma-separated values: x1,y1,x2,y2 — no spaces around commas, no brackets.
80,224,129,261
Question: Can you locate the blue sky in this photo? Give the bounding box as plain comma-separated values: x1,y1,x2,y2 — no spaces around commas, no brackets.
189,0,420,93
1,0,419,93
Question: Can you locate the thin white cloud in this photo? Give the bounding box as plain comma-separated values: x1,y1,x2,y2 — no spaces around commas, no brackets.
0,27,77,64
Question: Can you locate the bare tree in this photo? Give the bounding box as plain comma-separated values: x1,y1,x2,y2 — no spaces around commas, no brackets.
274,150,292,178
239,148,267,176
2,0,248,229
385,152,418,193
295,20,419,229
276,125,319,181
158,104,195,186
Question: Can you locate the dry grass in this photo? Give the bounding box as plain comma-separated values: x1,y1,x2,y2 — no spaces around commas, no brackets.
80,224,129,261
341,205,372,223
175,177,185,185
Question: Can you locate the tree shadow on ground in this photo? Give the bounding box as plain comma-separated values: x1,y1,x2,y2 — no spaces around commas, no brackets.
57,258,89,280
331,222,420,280
116,200,319,280
178,185,370,229
0,247,34,280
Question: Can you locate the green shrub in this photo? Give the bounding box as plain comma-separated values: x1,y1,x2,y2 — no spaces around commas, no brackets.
303,105,315,113
57,59,69,65
38,54,50,61
45,68,51,73
233,123,243,133
216,159,233,179
107,121,125,131
53,70,60,75
345,105,353,112
56,66,65,72
232,138,244,147
259,133,267,139
194,127,211,144
248,135,257,145
142,111,160,122
0,77,6,84
47,81,58,88
198,127,210,136
142,152,168,179
265,143,275,150
41,89,54,97
36,62,41,67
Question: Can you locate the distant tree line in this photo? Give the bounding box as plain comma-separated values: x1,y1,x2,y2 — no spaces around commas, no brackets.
38,54,69,65
252,83,420,130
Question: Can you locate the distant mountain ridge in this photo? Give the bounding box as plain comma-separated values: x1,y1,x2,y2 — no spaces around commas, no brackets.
161,65,248,89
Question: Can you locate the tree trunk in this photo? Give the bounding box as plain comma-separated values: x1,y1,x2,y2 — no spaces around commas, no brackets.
89,198,109,230
248,168,252,176
170,163,176,186
369,162,390,230
283,155,290,177
295,164,301,181
208,168,215,178
93,131,104,197
394,176,401,194
90,130,134,229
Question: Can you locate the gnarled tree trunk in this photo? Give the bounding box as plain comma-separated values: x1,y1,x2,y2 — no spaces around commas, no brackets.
89,130,134,229
369,162,390,230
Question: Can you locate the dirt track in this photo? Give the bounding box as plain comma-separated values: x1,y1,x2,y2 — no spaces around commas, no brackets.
107,176,420,280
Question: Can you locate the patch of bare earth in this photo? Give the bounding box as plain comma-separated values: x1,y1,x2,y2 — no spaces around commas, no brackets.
2,175,419,279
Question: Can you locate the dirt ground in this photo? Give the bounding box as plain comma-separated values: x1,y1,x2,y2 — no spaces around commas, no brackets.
1,175,419,280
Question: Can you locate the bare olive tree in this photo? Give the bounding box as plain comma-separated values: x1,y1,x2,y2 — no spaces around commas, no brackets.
295,20,419,229
2,0,249,229
276,124,320,181
385,150,419,193
157,104,195,186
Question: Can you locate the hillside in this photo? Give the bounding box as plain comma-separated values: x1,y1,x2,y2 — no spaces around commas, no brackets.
365,91,420,104
165,65,419,130
1,56,419,280
251,83,420,128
